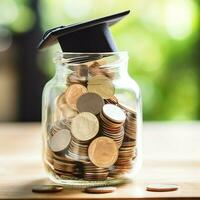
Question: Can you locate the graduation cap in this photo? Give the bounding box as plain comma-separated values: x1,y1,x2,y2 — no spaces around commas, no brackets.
38,10,130,52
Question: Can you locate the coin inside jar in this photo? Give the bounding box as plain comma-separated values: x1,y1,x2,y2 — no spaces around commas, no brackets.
49,129,71,152
87,75,115,99
102,104,126,123
56,93,78,119
71,112,99,141
88,136,118,168
118,102,136,115
64,84,87,110
77,92,104,115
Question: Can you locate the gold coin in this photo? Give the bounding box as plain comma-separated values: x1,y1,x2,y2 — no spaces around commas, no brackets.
61,103,78,119
56,93,78,119
64,84,87,110
71,112,99,141
87,75,115,99
57,92,67,105
88,136,118,168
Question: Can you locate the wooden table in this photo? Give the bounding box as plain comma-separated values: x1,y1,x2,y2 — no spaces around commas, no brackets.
0,122,200,199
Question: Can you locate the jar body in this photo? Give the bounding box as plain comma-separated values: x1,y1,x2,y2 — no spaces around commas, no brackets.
42,52,142,187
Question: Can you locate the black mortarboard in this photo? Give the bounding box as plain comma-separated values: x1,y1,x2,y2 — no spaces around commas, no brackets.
38,10,130,52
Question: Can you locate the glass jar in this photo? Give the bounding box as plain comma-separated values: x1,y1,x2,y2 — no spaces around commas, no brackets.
42,52,142,187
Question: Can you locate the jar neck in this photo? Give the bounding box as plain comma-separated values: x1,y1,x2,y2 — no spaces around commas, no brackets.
54,52,129,82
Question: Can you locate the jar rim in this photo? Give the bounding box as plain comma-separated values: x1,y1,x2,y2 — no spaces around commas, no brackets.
54,51,128,65
56,51,128,55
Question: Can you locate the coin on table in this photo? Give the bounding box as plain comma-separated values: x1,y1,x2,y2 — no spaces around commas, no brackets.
77,92,104,115
88,136,118,168
146,184,179,192
64,84,87,110
32,185,63,193
71,112,99,141
87,75,115,99
102,104,126,123
84,186,116,194
49,129,71,152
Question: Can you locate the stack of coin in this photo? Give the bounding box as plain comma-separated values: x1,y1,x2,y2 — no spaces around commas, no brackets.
124,112,137,140
53,151,76,163
55,159,81,179
67,111,99,163
67,137,90,162
118,103,137,138
100,104,126,148
44,149,80,179
44,146,54,165
104,96,118,105
52,158,77,177
121,137,137,149
83,162,109,181
109,138,137,177
108,103,137,177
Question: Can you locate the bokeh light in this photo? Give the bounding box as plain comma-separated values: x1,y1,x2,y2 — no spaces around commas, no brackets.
10,4,35,33
0,0,199,121
164,0,196,40
64,0,92,20
0,0,18,25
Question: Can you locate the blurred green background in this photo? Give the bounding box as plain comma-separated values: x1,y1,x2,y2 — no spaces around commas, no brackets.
0,0,199,121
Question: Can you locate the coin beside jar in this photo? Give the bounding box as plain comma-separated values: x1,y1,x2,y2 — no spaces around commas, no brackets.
44,60,137,182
